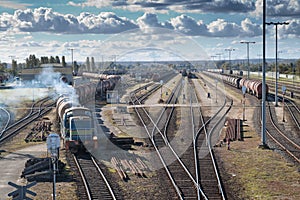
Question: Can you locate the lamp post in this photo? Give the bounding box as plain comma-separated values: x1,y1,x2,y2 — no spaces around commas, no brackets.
225,48,235,71
266,21,289,107
240,41,255,79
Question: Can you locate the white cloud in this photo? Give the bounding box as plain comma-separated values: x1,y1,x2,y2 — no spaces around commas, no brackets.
253,0,300,18
170,15,208,36
0,1,31,10
1,7,300,39
278,19,300,38
207,19,241,37
240,18,261,37
0,7,138,34
70,0,255,13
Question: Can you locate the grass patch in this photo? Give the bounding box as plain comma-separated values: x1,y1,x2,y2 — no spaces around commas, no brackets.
216,128,300,199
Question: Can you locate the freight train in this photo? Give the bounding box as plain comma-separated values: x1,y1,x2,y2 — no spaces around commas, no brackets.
56,73,120,152
81,72,121,100
203,71,268,99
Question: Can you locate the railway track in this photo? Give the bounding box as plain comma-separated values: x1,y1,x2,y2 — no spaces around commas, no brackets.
265,101,300,164
0,106,11,134
266,80,299,99
0,97,55,144
131,75,229,199
203,71,300,165
281,96,300,131
68,152,118,200
189,79,229,200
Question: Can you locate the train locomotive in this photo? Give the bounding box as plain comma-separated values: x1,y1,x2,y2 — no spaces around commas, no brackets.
204,71,268,99
56,95,96,152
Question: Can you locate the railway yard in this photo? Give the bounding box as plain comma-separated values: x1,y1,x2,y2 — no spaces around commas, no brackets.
0,67,299,200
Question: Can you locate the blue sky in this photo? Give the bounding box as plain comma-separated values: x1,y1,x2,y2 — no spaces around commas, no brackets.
0,0,299,63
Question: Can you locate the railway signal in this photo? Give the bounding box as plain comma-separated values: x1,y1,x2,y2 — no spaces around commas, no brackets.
282,86,286,122
8,181,36,200
160,80,163,100
215,79,218,103
242,86,247,121
47,133,60,200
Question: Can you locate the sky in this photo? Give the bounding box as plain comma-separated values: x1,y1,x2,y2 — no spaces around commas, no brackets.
0,0,300,63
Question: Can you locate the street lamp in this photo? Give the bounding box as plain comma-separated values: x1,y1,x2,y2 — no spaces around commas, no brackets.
225,48,235,72
266,21,289,107
240,41,255,79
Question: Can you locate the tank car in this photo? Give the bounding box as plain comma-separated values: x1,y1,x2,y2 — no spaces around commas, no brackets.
82,72,107,80
205,71,268,99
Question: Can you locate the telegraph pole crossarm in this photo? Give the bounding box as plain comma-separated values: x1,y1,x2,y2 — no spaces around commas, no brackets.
266,21,289,106
240,41,255,79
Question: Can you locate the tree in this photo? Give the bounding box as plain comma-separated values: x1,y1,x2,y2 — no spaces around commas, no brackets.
91,57,95,72
296,59,300,75
73,61,79,75
0,63,6,72
62,56,66,67
11,59,17,76
86,57,90,72
55,56,60,64
27,54,40,67
49,56,56,63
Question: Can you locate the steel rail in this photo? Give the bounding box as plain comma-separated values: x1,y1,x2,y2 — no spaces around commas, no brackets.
130,94,183,199
267,102,300,150
0,97,54,142
193,74,230,200
91,156,117,200
0,97,50,136
73,154,92,200
158,79,207,199
265,129,300,163
0,107,11,135
282,97,300,131
189,83,202,200
206,98,231,200
265,103,300,163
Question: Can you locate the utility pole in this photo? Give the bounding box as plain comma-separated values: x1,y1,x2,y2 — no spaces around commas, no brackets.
261,0,267,147
211,55,217,61
240,41,255,79
216,53,222,61
225,48,235,71
211,55,217,67
266,21,289,107
257,54,262,77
